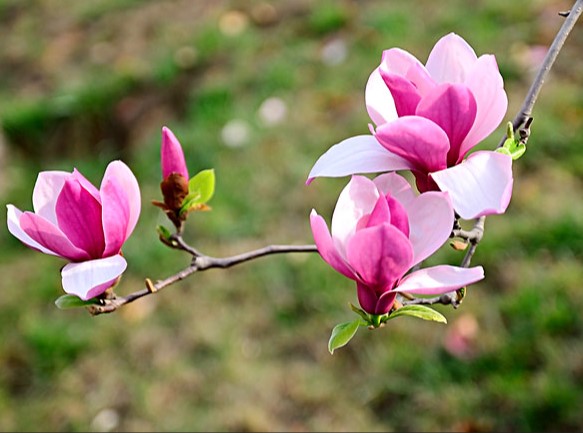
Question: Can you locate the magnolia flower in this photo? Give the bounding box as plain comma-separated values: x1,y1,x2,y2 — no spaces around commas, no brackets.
308,33,513,220
161,125,189,181
6,161,141,300
310,173,484,315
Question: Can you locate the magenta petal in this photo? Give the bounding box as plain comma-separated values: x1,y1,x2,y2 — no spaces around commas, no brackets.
61,255,127,300
72,169,101,203
365,67,398,126
161,126,189,180
100,172,131,257
101,161,141,240
416,84,477,165
364,195,391,229
32,171,70,224
396,265,484,295
100,161,141,256
306,135,413,184
375,290,398,315
374,116,450,174
56,179,105,258
405,191,454,265
380,47,435,94
380,70,422,116
461,55,508,157
7,205,59,256
357,282,379,315
310,210,355,280
431,151,513,219
19,212,91,261
425,33,478,84
346,224,413,290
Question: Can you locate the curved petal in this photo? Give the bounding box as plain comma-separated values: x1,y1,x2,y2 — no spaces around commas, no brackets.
365,67,398,126
72,169,101,203
19,212,91,261
310,210,355,280
357,282,397,315
306,135,413,184
331,175,379,249
362,195,391,229
7,205,59,256
425,33,478,84
405,191,454,265
61,255,127,300
373,172,417,209
415,83,477,165
56,179,105,258
100,172,131,257
101,161,141,240
396,265,484,295
161,126,189,180
431,151,513,219
379,70,421,116
461,55,508,157
374,116,450,174
380,48,435,95
386,194,410,237
32,171,70,224
346,224,413,290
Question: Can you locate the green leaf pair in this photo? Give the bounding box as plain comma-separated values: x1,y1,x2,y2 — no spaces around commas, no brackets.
497,121,526,160
328,304,447,354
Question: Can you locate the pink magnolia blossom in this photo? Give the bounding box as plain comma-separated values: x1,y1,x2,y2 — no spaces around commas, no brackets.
6,161,141,300
161,126,189,180
310,173,484,315
308,33,513,220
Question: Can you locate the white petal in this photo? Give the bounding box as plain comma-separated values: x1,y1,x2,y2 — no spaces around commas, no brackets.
397,265,484,295
6,205,59,256
61,255,127,300
432,151,513,220
32,171,70,224
307,135,412,182
365,67,398,126
331,175,379,254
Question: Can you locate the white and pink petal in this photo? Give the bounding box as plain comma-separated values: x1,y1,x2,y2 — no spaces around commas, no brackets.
61,254,128,300
396,264,484,295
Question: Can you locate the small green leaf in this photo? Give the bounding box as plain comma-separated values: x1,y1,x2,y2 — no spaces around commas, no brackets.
328,319,363,354
54,294,100,309
387,305,447,324
156,224,173,241
186,169,215,205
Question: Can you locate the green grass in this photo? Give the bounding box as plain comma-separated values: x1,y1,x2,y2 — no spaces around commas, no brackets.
0,0,582,431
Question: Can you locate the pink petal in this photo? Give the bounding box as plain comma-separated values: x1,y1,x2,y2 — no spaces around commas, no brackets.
415,83,477,165
99,161,141,256
100,160,141,240
7,205,59,256
365,67,398,126
346,224,413,290
405,191,454,265
425,33,478,84
56,179,105,258
380,48,434,93
396,265,484,295
331,175,379,249
161,126,189,180
61,255,127,300
386,194,410,237
373,172,417,209
19,212,91,261
363,195,391,229
357,282,397,315
306,135,413,184
72,169,101,203
32,171,70,224
431,151,513,219
310,210,355,280
379,70,422,116
460,55,508,157
374,116,450,174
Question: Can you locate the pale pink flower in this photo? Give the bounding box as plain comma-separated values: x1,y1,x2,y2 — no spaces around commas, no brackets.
310,173,484,315
308,33,513,219
7,161,141,300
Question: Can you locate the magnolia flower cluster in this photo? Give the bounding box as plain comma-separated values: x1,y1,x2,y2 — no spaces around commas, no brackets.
308,33,514,318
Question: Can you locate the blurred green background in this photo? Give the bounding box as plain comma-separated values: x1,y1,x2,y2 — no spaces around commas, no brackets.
1,0,582,431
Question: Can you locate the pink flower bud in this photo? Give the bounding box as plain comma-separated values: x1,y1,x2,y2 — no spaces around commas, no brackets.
161,126,189,181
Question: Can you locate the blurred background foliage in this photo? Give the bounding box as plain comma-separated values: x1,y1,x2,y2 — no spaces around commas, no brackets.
0,0,582,431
